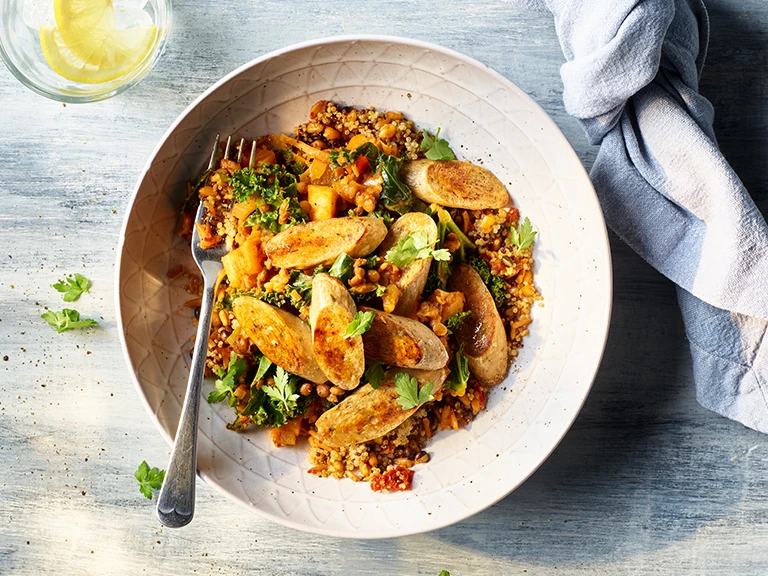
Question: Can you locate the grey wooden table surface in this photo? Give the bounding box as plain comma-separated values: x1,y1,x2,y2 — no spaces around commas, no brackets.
2,1,767,574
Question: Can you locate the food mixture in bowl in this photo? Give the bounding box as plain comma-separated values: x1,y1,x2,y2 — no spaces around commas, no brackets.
176,101,540,492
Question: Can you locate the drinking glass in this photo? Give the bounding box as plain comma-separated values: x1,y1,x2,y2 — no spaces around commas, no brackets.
0,0,171,102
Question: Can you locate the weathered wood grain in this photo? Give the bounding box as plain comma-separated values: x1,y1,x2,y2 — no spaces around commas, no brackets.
1,0,767,574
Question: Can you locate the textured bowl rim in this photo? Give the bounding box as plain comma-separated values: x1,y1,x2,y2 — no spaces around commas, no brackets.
115,34,613,538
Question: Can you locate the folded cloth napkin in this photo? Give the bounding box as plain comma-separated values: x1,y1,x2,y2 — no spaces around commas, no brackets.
506,0,768,432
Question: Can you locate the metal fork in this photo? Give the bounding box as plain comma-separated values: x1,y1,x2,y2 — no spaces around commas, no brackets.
156,134,251,528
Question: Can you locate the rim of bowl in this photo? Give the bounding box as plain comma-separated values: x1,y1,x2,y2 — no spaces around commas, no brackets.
115,34,613,538
0,13,172,104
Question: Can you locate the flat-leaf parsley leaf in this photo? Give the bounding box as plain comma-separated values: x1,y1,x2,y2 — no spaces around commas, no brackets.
510,216,537,250
365,362,385,389
41,309,99,333
207,353,248,405
254,354,273,382
420,127,455,161
263,366,300,414
135,460,166,500
385,230,451,268
345,310,375,338
394,372,434,410
52,273,92,302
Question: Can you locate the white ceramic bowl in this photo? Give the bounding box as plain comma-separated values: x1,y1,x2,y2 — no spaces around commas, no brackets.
116,35,612,538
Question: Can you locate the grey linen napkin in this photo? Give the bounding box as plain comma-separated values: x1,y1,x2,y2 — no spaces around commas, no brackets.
506,0,768,431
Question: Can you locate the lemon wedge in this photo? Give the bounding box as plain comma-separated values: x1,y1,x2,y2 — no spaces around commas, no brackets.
54,0,116,57
40,0,157,84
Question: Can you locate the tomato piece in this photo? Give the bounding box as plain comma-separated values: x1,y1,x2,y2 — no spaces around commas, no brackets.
355,155,370,174
167,264,184,279
370,466,414,492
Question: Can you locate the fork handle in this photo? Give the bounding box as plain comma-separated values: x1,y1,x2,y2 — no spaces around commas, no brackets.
156,276,216,528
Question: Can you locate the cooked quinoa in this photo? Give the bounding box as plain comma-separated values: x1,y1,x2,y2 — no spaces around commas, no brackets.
176,101,540,492
295,100,422,161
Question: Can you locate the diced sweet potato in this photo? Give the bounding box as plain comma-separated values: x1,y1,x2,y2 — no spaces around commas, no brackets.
307,185,338,221
231,197,259,221
346,134,373,150
279,135,331,163
221,234,265,288
253,147,277,166
195,222,220,249
309,159,328,180
271,418,301,447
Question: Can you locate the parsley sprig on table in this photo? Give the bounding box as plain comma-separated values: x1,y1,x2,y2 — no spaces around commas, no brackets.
52,273,92,302
420,128,456,161
135,461,166,500
42,274,98,332
345,310,375,338
510,216,537,250
41,309,99,333
385,230,451,268
394,372,434,410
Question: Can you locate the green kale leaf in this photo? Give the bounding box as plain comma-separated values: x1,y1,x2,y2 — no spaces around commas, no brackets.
469,256,509,308
329,253,354,282
233,164,308,233
379,154,423,215
445,344,470,396
445,310,471,333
